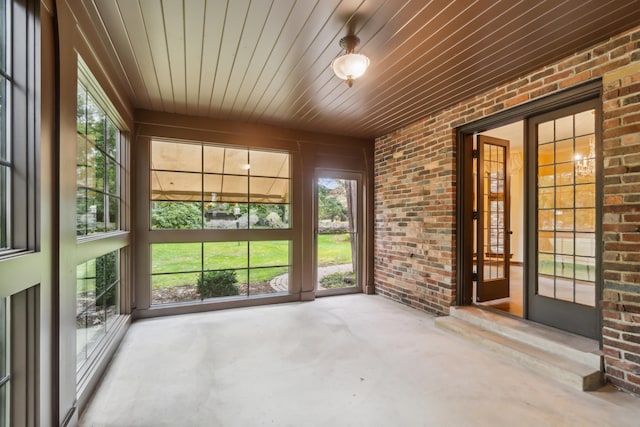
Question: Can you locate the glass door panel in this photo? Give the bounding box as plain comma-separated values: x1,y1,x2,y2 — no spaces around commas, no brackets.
476,136,510,302
535,110,596,306
316,174,360,294
528,99,600,339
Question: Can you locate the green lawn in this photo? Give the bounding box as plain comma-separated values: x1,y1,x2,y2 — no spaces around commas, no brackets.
151,234,352,289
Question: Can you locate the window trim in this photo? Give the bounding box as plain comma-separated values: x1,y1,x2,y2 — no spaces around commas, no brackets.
0,0,39,256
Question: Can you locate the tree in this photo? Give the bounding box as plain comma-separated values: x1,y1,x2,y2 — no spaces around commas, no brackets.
318,182,347,221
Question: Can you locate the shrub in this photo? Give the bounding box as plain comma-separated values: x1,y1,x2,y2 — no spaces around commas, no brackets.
196,270,239,299
319,271,355,289
151,201,202,229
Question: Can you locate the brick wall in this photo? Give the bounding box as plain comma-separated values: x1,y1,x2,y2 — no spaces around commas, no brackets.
600,60,640,394
374,26,640,393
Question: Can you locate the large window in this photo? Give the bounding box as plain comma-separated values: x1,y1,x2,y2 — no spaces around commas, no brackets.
150,140,290,230
0,0,37,255
76,251,120,371
151,241,291,305
149,140,292,305
76,82,121,236
74,60,128,387
0,0,9,251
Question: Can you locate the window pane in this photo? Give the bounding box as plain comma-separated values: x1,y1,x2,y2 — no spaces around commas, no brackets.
249,267,287,295
221,148,249,175
249,177,290,203
198,270,246,299
151,170,202,202
86,94,106,150
76,136,87,187
151,272,201,305
575,184,595,208
77,259,96,369
248,150,289,178
538,231,554,253
204,202,247,229
555,210,574,231
555,138,573,163
203,145,225,174
107,196,119,231
555,162,573,186
538,210,554,231
556,254,574,279
555,115,573,140
204,241,247,270
151,201,202,230
93,147,106,192
575,256,595,282
538,187,554,209
151,140,201,172
538,165,554,187
106,118,119,159
0,297,7,379
575,233,596,257
84,301,106,359
575,110,595,136
0,76,7,249
0,165,6,248
151,243,202,274
0,0,6,71
221,175,248,202
86,142,98,189
538,143,554,165
77,251,120,370
555,232,574,255
151,141,291,231
76,188,87,236
76,84,87,135
203,174,223,199
556,186,574,209
249,241,289,267
576,209,595,232
107,158,118,194
76,79,122,238
0,77,6,163
91,191,106,234
249,204,290,229
538,121,554,144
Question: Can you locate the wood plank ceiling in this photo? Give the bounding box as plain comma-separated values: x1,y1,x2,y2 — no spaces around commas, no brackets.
79,0,640,139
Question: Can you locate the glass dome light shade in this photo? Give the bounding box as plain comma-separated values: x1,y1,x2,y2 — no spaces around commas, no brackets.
331,53,370,81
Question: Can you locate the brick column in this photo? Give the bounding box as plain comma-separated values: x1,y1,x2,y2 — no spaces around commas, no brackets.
601,62,640,394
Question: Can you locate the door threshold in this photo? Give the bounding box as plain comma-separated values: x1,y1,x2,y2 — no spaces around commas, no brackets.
474,300,523,320
436,306,604,391
455,306,601,358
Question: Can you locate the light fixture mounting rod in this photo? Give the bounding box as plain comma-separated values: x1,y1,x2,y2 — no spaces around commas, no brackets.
339,35,360,54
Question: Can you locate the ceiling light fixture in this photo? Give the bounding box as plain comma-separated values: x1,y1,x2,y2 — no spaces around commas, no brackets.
331,35,370,87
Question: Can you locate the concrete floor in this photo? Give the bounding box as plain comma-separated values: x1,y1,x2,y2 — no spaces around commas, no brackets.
80,295,640,427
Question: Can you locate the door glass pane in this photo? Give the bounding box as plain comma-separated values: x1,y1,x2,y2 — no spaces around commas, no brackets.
483,144,507,280
536,110,596,306
317,177,358,291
